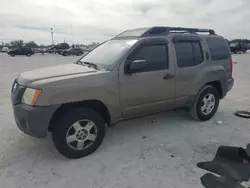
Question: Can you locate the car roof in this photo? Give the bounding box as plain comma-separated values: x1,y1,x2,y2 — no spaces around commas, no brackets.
111,27,230,44
113,26,216,39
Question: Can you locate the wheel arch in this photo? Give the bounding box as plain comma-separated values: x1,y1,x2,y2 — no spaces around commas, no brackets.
49,99,111,131
205,80,223,98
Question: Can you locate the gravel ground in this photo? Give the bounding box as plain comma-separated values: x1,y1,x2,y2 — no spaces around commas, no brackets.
0,52,250,188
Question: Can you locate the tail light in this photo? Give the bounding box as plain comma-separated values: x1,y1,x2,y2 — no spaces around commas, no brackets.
230,59,233,77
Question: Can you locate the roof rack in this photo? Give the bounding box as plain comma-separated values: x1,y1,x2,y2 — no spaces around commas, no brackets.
114,26,216,38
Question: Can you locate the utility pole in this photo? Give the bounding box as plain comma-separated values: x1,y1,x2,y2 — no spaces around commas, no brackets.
50,28,54,45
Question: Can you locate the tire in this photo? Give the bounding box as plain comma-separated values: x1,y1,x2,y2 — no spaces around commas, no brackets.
77,53,82,56
189,85,220,121
26,53,31,57
52,107,106,159
10,53,15,57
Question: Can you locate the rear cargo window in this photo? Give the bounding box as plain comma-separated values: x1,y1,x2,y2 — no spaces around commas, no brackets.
207,38,230,61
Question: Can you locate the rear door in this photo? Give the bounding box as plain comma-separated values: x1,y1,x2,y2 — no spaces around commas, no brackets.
173,36,205,105
15,48,22,55
73,49,80,55
20,48,28,55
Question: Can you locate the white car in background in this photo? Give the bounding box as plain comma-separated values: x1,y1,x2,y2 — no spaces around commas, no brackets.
1,47,9,52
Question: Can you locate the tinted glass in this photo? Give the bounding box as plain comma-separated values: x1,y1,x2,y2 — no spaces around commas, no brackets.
80,39,137,68
207,38,230,60
192,42,204,65
174,42,194,67
131,45,168,72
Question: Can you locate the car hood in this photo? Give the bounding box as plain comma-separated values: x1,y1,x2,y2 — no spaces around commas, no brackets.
18,64,101,86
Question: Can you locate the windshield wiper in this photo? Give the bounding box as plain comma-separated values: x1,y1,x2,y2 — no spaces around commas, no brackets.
75,61,101,70
83,61,98,68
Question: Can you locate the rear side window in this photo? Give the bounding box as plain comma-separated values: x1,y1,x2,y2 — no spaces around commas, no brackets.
192,42,203,65
174,41,204,67
174,42,193,67
207,38,230,61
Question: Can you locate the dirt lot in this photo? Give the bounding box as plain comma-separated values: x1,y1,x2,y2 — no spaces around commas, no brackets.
0,53,250,188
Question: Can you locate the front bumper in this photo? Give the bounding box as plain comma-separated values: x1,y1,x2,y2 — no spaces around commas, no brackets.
11,80,59,138
12,103,59,138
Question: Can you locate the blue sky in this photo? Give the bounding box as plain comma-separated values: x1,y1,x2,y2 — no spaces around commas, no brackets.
0,0,249,45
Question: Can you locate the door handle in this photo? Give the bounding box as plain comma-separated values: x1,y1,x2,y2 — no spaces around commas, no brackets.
163,73,175,80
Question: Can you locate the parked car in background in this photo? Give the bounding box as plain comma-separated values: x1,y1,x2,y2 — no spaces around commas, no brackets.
61,48,84,56
230,42,248,54
39,48,46,54
1,47,9,53
8,47,34,56
11,26,234,159
48,43,70,54
32,48,40,53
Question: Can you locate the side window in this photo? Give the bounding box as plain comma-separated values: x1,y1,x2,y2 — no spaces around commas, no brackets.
174,42,193,67
174,41,204,67
130,44,168,72
207,38,230,60
192,42,204,65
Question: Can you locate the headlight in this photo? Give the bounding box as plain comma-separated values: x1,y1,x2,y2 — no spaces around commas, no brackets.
21,88,41,105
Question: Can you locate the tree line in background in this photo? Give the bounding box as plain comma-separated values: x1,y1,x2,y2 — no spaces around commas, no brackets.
2,39,249,50
230,39,250,43
0,40,100,49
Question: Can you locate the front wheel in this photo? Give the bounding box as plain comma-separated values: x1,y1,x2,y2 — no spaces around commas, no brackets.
26,53,31,57
52,107,106,159
189,85,220,121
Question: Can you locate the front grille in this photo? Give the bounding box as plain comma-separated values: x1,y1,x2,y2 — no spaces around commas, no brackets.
11,80,25,105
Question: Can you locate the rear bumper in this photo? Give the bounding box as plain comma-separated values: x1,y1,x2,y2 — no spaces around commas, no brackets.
227,78,234,92
12,103,59,138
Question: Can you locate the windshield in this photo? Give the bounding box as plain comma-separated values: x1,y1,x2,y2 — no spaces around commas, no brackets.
79,39,137,69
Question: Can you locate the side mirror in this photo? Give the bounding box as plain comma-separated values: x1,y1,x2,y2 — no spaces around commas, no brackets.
127,60,147,73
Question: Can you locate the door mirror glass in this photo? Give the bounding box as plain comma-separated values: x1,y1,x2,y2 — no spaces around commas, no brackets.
128,60,147,73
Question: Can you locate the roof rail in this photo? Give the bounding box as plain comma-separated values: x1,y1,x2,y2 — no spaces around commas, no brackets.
114,26,216,38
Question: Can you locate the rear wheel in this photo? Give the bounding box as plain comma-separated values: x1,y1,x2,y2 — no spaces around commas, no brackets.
52,107,106,159
26,53,31,57
190,85,220,121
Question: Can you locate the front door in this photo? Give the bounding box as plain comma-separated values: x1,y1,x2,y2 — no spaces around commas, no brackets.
119,39,175,118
